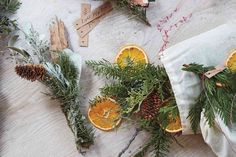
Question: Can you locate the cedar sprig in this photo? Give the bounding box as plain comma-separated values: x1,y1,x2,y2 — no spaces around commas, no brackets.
0,0,21,14
183,63,236,133
0,0,21,35
87,59,179,156
86,59,173,117
0,16,17,34
109,0,150,26
133,120,174,157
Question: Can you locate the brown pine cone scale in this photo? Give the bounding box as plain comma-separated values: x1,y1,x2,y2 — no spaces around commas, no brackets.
138,91,163,120
15,64,46,82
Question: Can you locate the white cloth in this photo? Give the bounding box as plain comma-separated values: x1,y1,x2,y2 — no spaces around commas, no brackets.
161,22,236,156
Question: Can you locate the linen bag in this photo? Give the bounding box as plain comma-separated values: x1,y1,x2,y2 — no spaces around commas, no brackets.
161,22,236,156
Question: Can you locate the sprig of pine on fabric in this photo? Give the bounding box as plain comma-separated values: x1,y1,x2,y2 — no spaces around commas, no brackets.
10,27,94,150
183,63,236,134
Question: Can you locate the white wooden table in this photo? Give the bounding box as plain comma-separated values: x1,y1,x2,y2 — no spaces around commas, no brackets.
1,0,236,156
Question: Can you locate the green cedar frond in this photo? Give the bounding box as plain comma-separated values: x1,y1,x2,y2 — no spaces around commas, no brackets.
0,16,17,34
187,92,205,134
86,59,172,116
149,125,173,157
88,59,179,156
182,63,212,75
86,59,121,79
183,63,236,132
100,83,128,99
0,0,21,14
109,0,150,26
158,98,179,129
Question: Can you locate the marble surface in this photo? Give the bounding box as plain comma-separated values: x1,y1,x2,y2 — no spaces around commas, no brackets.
1,0,236,156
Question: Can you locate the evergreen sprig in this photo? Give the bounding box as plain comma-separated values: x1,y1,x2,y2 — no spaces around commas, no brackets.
0,0,21,14
87,59,179,156
0,0,21,35
43,53,94,149
133,120,174,157
0,15,17,34
10,28,94,150
109,0,150,26
86,59,172,116
183,63,236,133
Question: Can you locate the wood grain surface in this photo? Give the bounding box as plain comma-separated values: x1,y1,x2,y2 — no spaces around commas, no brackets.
1,0,236,156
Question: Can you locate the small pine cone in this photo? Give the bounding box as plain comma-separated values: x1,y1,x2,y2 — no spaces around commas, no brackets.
15,64,46,82
138,91,163,120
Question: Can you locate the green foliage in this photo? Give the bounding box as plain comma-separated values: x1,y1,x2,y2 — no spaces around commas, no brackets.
133,121,174,157
109,0,150,26
0,0,21,13
87,59,178,156
0,0,21,34
86,59,173,117
10,27,94,150
183,63,236,133
23,27,51,63
43,53,94,149
158,98,179,129
0,16,17,34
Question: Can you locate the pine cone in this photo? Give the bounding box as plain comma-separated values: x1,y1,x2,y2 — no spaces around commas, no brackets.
15,64,46,82
138,91,162,120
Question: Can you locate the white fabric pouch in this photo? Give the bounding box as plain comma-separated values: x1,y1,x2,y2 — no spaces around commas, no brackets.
161,22,236,156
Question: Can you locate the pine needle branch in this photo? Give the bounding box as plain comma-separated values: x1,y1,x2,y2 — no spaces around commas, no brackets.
0,16,17,34
42,53,94,149
183,63,236,132
109,0,150,26
88,59,178,156
0,0,21,14
11,28,95,150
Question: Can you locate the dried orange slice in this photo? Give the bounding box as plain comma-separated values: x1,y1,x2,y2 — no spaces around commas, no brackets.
115,45,148,67
165,115,182,133
225,49,236,72
88,98,122,131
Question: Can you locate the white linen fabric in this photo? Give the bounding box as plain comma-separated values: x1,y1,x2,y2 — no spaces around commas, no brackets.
161,22,236,156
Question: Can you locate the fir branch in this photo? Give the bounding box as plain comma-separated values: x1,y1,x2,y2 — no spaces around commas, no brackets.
109,0,150,26
187,92,205,134
86,59,121,79
150,127,173,157
0,0,21,14
11,28,95,150
158,98,179,129
86,60,172,116
88,59,179,156
0,15,17,34
183,63,236,132
42,53,94,149
100,82,128,99
138,122,173,157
